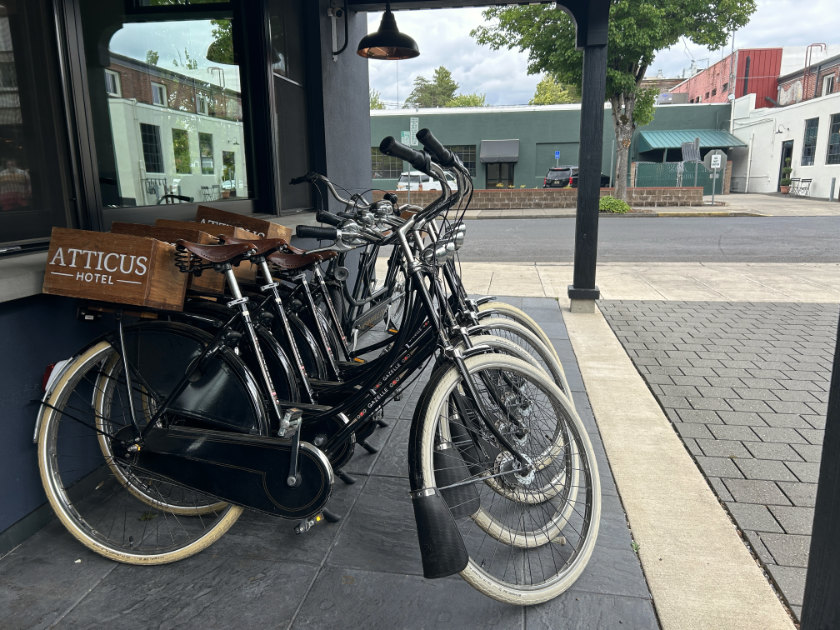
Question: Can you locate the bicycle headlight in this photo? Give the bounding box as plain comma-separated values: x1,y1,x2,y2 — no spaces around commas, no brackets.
454,225,466,249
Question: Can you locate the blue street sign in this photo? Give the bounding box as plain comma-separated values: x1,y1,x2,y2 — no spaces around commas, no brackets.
554,150,560,159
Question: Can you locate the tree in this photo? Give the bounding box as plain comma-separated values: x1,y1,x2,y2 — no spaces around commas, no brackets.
404,66,458,108
447,93,487,107
529,75,578,105
370,89,386,110
145,50,159,66
472,2,756,201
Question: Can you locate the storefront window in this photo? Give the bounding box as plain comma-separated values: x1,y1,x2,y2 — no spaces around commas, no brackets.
0,1,72,249
80,0,249,207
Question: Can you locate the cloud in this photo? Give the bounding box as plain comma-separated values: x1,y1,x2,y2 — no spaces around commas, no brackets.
369,1,837,103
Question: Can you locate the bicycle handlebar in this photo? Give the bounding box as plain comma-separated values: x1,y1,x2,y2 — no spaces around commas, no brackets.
296,225,338,240
416,128,457,168
378,136,431,175
316,210,344,227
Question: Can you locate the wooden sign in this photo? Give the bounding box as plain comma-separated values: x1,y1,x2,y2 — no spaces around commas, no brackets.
195,205,292,242
111,222,225,295
42,228,187,311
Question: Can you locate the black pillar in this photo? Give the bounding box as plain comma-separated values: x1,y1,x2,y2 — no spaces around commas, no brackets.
568,41,607,302
801,311,840,629
566,0,609,304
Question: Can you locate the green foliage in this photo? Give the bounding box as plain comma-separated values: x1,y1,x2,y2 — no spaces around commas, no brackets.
405,66,459,108
370,89,386,110
529,75,579,105
599,196,630,214
780,156,792,186
447,93,487,107
146,50,160,66
634,87,658,127
472,1,757,199
206,19,234,65
172,128,191,174
172,47,199,70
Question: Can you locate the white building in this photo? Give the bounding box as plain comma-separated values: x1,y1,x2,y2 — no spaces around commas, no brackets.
729,91,840,199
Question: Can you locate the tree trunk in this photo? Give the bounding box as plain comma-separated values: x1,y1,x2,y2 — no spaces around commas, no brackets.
610,95,636,202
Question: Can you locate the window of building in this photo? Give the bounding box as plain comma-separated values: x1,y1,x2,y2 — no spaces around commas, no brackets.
196,92,209,116
371,149,402,179
711,88,717,97
823,75,835,97
722,82,729,93
151,82,166,106
172,128,191,174
446,144,477,176
696,95,702,103
486,162,514,188
802,118,819,166
140,123,164,173
199,132,214,174
104,70,121,97
0,0,73,249
827,114,840,165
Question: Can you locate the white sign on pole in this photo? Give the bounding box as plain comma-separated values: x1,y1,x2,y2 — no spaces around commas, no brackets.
409,117,419,145
400,131,410,145
710,154,722,170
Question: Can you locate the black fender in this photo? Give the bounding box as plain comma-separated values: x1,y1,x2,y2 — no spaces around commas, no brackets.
282,311,329,381
106,320,269,436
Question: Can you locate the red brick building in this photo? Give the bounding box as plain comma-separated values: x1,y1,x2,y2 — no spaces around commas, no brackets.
778,53,840,106
670,48,783,107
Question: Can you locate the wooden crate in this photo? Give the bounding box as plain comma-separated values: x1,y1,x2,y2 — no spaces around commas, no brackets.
195,205,292,242
110,222,225,295
42,227,187,311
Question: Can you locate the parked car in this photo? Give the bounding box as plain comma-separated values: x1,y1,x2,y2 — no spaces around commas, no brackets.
543,166,577,188
396,170,458,191
544,166,611,188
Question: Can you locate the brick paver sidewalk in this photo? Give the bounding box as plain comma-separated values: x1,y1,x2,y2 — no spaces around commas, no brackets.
600,300,837,621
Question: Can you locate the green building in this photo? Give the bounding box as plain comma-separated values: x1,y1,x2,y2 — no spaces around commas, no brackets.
370,102,736,190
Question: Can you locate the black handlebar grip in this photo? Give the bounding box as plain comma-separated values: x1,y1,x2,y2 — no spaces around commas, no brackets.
316,210,343,227
383,193,398,205
289,173,311,185
379,136,431,175
416,128,456,168
296,225,338,240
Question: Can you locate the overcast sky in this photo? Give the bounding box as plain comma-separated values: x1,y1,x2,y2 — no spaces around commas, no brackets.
369,0,839,108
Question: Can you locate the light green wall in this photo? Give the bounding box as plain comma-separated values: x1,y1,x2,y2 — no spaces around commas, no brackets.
370,103,730,189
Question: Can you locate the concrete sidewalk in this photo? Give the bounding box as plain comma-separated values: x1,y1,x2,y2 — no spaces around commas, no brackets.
456,259,839,627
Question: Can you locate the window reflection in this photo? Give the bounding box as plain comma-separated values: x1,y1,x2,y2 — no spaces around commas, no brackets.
87,12,247,206
0,9,32,212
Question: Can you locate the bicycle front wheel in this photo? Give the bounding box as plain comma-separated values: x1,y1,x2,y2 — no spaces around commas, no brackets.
414,353,600,605
37,340,243,565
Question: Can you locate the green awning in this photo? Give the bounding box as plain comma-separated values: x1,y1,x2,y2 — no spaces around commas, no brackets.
637,129,746,152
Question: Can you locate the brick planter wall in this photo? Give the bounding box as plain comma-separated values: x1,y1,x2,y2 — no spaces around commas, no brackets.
392,187,703,209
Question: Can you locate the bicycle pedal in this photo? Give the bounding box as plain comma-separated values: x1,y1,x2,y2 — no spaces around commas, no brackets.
358,439,378,454
376,419,389,428
336,469,356,485
322,508,342,523
294,513,325,535
387,328,399,334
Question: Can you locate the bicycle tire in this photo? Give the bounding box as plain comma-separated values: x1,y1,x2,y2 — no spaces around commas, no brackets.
413,353,600,605
477,301,561,365
37,331,266,564
472,316,573,404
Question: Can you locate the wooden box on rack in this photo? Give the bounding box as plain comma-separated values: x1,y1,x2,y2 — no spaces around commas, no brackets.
110,222,225,295
195,205,292,242
42,227,187,311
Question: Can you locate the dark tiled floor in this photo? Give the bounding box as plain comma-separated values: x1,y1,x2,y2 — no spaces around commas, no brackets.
1,298,656,629
600,300,837,621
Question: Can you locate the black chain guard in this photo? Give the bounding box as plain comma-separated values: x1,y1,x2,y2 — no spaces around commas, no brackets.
122,425,333,519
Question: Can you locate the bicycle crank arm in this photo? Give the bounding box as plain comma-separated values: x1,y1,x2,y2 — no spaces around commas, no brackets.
120,426,333,519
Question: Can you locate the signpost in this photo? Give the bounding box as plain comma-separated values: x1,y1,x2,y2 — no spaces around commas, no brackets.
554,149,561,167
703,149,727,206
409,117,419,146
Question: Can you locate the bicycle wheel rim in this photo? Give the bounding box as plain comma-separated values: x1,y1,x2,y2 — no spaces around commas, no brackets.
418,353,600,604
38,341,241,564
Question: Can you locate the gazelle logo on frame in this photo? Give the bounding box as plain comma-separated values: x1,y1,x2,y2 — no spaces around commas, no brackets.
48,247,149,286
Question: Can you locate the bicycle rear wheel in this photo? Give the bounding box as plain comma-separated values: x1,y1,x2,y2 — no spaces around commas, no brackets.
413,353,600,605
37,330,263,564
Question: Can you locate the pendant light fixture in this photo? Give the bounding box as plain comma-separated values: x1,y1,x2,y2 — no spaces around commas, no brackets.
357,2,419,60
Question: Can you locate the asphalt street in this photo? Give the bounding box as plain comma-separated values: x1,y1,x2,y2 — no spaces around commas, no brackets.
459,216,840,263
